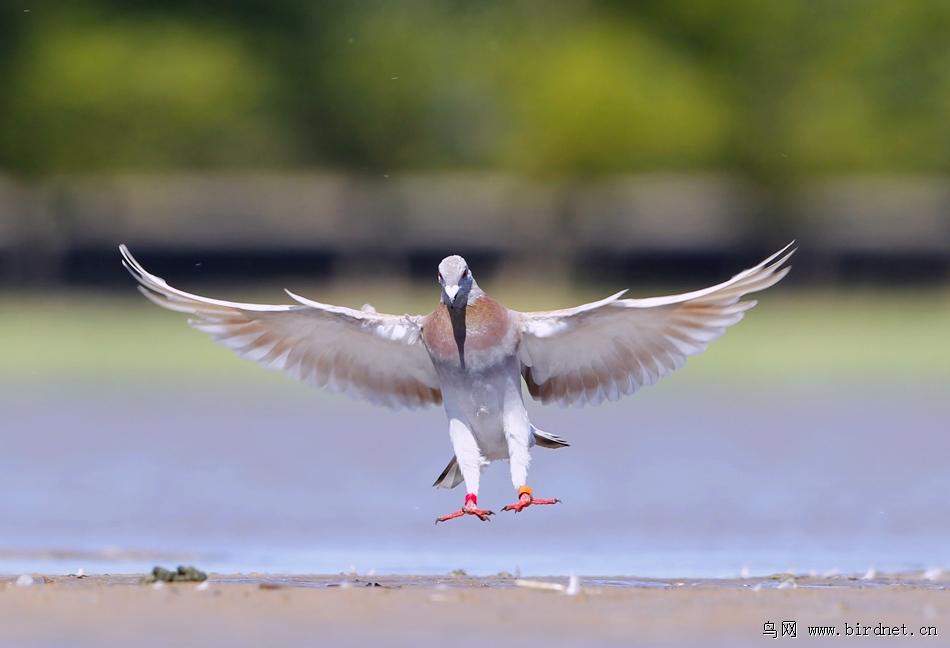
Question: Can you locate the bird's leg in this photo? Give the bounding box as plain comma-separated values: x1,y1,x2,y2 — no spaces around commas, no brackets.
501,486,561,513
435,493,495,524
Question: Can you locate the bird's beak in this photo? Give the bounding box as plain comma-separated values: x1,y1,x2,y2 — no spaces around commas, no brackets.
443,284,460,304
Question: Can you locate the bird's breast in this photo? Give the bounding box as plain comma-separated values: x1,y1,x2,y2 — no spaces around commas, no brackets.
422,297,519,373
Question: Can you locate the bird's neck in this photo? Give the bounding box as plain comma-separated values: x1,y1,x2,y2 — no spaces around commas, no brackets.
467,282,485,302
445,285,485,313
447,300,467,370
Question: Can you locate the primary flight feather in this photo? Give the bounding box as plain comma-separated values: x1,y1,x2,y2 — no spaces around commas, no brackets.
121,243,793,522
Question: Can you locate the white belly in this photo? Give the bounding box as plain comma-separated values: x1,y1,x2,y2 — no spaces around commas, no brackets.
437,359,526,461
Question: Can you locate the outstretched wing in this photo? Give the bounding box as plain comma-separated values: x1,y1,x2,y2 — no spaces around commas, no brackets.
517,243,794,408
121,245,441,410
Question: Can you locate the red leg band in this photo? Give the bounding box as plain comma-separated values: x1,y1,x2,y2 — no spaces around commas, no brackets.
465,493,477,506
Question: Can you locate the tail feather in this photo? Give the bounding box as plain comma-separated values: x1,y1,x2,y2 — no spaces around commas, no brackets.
531,425,569,449
432,456,464,489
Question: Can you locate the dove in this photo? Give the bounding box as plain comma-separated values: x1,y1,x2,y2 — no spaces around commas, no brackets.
120,243,793,523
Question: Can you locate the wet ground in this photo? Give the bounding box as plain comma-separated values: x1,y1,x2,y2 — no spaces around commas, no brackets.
5,569,950,590
3,571,949,648
2,375,949,579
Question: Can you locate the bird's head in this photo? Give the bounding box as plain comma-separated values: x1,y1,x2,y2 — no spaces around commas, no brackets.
438,255,480,309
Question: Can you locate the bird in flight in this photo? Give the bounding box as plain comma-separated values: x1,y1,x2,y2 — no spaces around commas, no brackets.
121,244,793,523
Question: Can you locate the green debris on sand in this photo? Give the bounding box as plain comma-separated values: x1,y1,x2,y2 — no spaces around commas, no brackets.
765,573,796,581
140,565,208,584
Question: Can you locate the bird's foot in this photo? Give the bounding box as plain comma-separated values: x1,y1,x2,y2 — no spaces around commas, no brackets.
435,494,495,524
502,486,561,513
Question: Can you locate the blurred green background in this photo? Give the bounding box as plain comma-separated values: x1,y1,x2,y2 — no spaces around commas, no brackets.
1,0,949,290
3,1,950,179
0,0,950,182
1,1,949,287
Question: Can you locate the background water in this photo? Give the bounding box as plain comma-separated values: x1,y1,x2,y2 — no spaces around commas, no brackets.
2,375,947,579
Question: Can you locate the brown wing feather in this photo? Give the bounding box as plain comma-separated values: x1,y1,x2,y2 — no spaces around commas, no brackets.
518,244,794,408
121,245,441,410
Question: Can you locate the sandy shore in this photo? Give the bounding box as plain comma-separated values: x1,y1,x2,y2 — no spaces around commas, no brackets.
2,572,948,647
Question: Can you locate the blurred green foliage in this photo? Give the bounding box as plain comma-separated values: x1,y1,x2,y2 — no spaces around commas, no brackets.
0,0,948,179
0,3,291,172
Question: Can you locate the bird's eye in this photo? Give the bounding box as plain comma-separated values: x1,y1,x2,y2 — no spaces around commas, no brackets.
462,269,469,279
438,272,443,281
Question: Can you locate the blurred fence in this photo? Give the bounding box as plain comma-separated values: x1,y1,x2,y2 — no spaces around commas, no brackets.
1,173,948,287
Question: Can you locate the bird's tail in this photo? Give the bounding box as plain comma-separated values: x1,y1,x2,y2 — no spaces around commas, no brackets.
531,425,570,449
432,456,464,489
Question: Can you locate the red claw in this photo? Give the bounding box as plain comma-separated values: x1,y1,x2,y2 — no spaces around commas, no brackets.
501,486,561,513
436,493,495,524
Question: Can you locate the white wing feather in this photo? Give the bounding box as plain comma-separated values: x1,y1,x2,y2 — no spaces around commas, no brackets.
518,243,794,408
120,245,441,410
